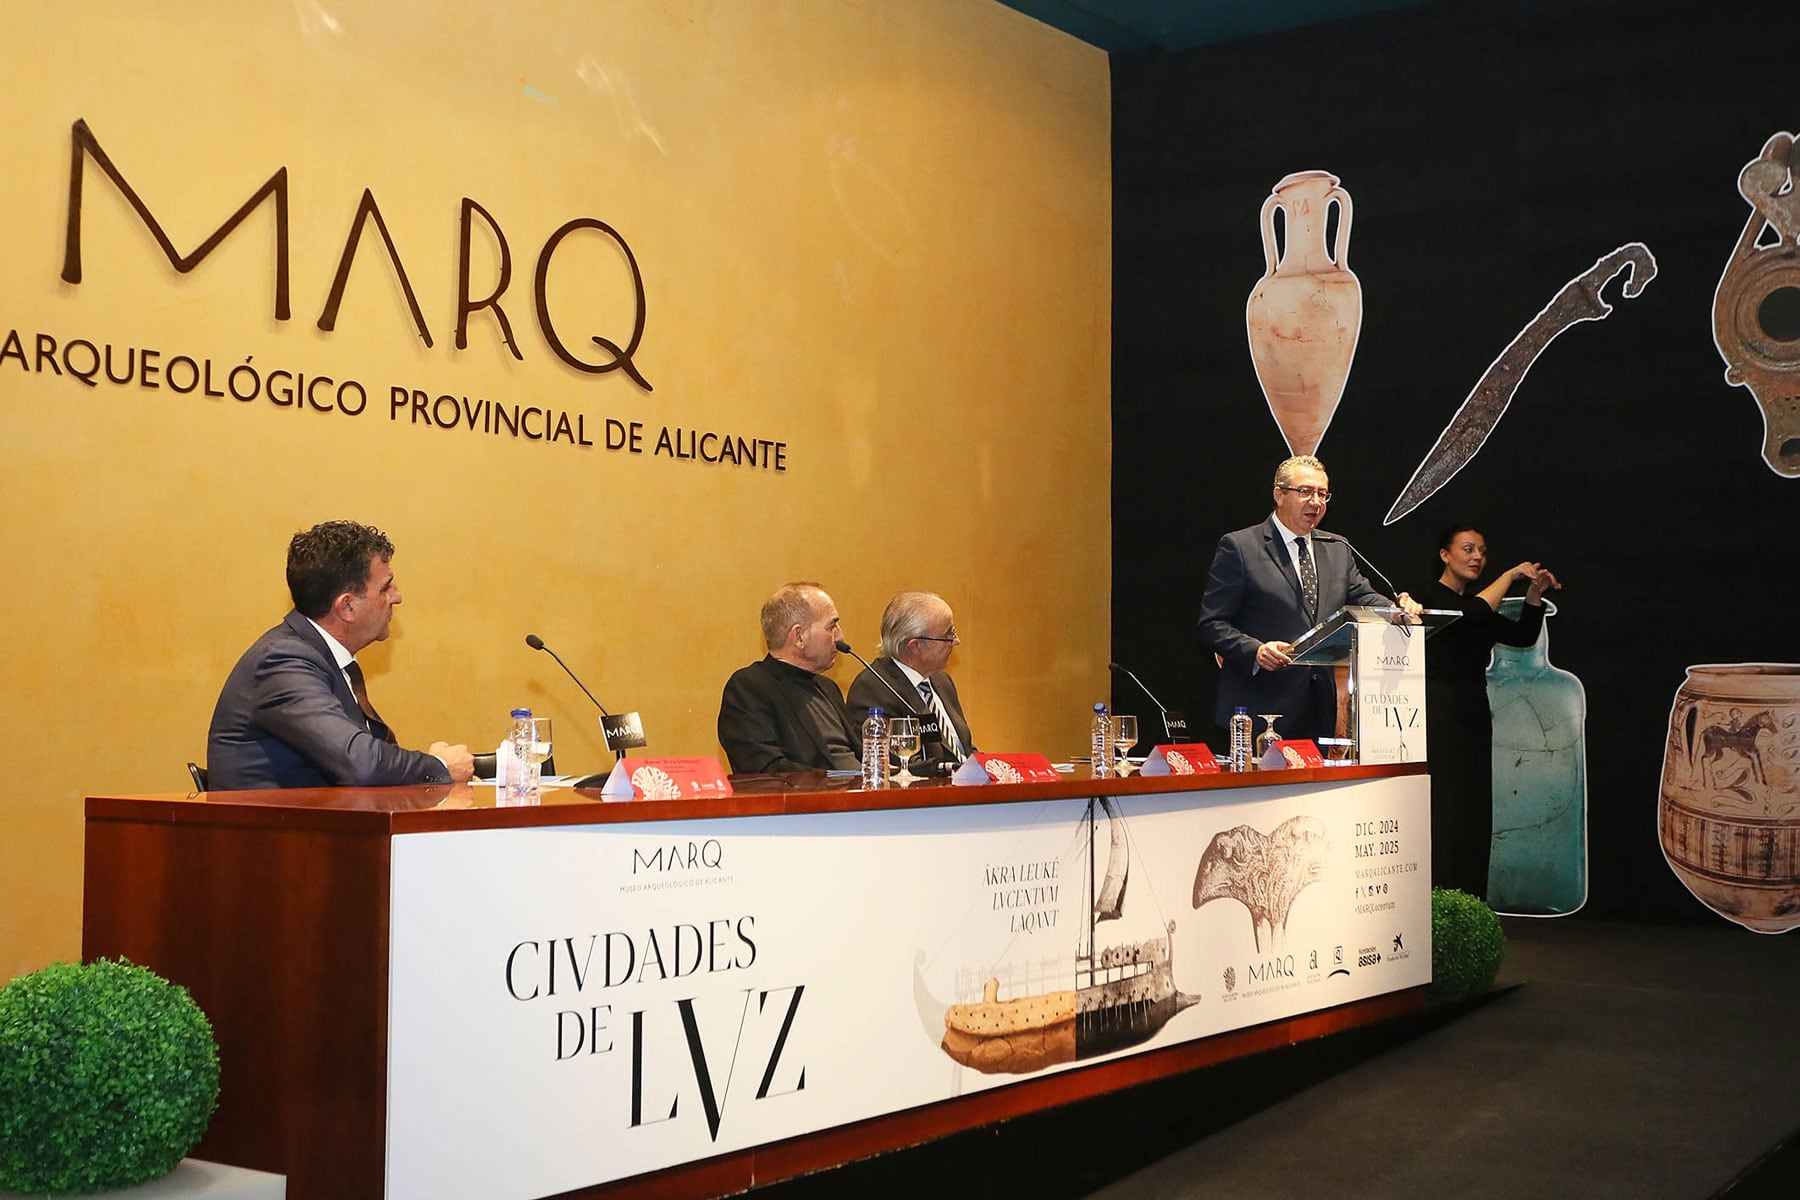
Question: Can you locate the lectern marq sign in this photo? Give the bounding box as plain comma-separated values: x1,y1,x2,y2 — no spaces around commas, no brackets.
1286,605,1461,763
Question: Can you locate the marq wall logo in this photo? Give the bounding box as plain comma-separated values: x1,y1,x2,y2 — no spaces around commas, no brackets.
5,119,792,469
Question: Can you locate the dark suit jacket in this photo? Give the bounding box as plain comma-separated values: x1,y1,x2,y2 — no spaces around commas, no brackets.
206,610,452,790
717,655,862,775
1196,517,1388,736
846,655,976,765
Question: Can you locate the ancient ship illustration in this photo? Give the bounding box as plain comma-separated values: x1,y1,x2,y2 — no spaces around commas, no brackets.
938,797,1198,1076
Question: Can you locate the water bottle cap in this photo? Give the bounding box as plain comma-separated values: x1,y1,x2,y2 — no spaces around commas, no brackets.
869,707,885,716
511,708,532,718
1093,702,1108,714
1234,706,1249,714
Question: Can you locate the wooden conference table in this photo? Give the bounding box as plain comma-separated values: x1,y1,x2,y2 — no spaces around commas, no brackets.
84,762,1432,1200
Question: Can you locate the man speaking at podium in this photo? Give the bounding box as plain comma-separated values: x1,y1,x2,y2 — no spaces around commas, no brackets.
1197,456,1419,742
207,521,475,790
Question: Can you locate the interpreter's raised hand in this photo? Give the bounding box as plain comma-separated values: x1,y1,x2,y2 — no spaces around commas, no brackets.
1505,560,1542,586
431,741,477,783
1256,640,1295,671
1525,566,1562,604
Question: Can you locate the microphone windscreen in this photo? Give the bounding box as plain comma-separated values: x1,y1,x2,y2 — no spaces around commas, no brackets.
525,634,546,650
834,639,853,653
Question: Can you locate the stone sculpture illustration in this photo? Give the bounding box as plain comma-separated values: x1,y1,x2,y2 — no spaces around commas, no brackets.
1386,243,1657,524
1714,131,1800,477
1191,815,1329,952
1246,170,1361,456
1660,665,1800,933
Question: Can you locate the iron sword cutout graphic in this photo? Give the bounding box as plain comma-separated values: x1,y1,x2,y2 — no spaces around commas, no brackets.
1384,242,1658,525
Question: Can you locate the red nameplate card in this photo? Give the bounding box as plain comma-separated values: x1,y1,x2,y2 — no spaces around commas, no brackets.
1259,739,1325,770
1140,743,1221,775
599,757,733,801
952,753,1061,785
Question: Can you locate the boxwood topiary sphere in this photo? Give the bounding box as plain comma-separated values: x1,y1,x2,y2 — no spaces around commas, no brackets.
1431,888,1507,994
0,958,220,1194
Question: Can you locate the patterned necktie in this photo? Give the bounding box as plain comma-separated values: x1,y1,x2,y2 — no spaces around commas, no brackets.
918,679,963,756
343,660,397,744
1295,536,1318,618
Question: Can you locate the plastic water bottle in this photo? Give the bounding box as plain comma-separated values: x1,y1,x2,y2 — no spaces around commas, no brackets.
1090,702,1114,779
503,707,534,803
1229,706,1254,771
861,707,888,789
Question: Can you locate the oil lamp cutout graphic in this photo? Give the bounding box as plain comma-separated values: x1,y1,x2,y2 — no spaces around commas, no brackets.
1715,131,1800,477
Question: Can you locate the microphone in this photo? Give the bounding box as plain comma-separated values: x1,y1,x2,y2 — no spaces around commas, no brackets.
1109,660,1192,742
1334,538,1407,608
1332,539,1418,636
1109,661,1172,715
834,639,924,715
526,633,612,716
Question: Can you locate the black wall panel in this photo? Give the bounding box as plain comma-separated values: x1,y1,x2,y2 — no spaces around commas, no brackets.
1110,0,1800,922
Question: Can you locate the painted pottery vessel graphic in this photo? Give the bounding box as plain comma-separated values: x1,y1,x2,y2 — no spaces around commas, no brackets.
1246,170,1363,456
1713,131,1800,477
1660,665,1800,932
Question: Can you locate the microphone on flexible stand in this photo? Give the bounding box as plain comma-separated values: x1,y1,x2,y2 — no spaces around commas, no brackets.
834,640,925,715
1109,660,1170,714
526,635,648,780
526,633,612,715
1334,538,1417,635
1108,661,1192,742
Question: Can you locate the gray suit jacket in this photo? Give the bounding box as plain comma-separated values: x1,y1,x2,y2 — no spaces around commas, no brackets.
206,611,451,789
1196,517,1388,731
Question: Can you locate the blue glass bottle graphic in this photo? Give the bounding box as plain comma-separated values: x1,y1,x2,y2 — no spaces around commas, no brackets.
1486,598,1588,914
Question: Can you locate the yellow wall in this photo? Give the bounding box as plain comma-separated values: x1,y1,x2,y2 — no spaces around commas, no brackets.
0,1,1111,977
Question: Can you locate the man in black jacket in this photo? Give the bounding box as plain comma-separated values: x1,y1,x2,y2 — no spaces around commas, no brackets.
717,581,861,774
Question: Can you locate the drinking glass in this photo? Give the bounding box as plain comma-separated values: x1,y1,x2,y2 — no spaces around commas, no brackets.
1113,715,1138,775
889,716,922,785
526,717,553,785
1256,714,1282,763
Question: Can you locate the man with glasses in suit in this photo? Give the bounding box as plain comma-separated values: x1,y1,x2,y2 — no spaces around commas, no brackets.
1197,456,1421,743
847,591,976,772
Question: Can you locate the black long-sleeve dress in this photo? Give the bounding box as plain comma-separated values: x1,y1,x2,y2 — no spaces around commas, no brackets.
1422,579,1544,897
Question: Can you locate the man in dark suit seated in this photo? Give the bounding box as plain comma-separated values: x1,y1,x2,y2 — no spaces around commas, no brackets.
846,590,976,771
1197,456,1422,742
717,582,862,774
207,521,476,790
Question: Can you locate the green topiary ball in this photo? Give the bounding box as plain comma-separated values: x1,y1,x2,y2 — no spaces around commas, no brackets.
1431,888,1507,994
0,958,220,1194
